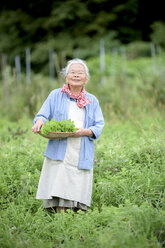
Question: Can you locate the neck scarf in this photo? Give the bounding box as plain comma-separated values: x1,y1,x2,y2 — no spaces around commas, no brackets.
61,84,91,108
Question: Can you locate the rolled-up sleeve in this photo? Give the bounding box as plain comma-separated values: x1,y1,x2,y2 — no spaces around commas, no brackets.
88,101,104,141
33,92,53,125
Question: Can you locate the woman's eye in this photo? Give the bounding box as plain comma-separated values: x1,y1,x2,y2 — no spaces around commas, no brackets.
69,71,85,75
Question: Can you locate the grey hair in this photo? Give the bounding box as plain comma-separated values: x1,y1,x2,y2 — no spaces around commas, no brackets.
61,58,90,79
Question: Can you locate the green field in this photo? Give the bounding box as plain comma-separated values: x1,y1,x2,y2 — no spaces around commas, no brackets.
0,55,165,247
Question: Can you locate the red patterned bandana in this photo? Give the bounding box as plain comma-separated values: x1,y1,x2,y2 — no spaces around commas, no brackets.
61,84,91,108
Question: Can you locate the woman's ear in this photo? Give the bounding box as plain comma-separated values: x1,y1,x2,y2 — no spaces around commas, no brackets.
66,76,69,84
84,78,89,85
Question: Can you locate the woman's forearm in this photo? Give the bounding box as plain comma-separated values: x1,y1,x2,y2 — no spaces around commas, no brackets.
74,128,94,137
86,129,94,137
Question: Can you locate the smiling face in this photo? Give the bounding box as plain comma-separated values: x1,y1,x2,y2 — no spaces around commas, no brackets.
66,63,88,88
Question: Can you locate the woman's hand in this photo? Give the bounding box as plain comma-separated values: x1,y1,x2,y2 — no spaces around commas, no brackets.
74,128,94,138
32,118,44,133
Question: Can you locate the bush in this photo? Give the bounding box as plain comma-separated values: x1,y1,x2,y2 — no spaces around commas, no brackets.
150,21,165,48
126,41,152,59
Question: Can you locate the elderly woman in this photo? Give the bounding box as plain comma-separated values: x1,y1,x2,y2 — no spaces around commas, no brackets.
32,58,104,213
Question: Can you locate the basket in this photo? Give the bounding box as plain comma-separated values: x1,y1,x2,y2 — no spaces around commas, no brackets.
38,130,76,139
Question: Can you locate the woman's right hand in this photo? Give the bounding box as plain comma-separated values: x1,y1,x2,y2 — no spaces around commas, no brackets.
32,118,44,133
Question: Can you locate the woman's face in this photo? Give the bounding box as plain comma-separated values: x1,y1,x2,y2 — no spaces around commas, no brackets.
66,63,88,87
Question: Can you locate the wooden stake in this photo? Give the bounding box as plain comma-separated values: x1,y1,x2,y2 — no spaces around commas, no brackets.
13,68,19,122
54,52,63,84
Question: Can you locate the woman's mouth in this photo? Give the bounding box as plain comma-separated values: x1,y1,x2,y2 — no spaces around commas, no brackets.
72,79,80,82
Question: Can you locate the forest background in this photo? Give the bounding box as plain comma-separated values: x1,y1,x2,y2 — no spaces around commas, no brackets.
0,0,165,73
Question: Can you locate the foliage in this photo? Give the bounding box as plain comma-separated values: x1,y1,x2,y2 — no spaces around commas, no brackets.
0,0,122,71
41,119,77,135
0,70,60,121
150,21,165,48
92,116,165,210
126,41,152,58
0,0,165,71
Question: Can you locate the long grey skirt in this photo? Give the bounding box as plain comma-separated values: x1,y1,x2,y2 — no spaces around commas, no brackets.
44,197,87,210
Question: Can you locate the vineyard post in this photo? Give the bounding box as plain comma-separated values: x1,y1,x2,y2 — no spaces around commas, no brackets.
49,48,55,83
157,45,164,80
100,38,105,84
61,51,66,68
13,68,19,122
1,54,9,110
26,48,31,84
15,55,21,87
150,42,157,75
120,46,127,116
53,52,63,85
110,48,117,85
74,49,79,58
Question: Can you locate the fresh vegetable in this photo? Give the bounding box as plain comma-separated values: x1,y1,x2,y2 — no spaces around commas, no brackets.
41,119,77,135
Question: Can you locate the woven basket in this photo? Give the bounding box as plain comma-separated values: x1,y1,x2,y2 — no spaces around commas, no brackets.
38,130,76,139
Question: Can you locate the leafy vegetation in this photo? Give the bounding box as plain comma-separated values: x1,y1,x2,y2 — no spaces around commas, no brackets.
41,119,77,135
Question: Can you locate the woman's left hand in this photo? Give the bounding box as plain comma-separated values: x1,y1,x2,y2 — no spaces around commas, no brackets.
74,128,94,138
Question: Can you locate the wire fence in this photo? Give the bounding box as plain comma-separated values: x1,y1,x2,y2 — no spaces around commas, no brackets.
0,41,165,88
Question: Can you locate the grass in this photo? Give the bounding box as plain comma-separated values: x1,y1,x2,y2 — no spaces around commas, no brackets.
0,110,164,248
